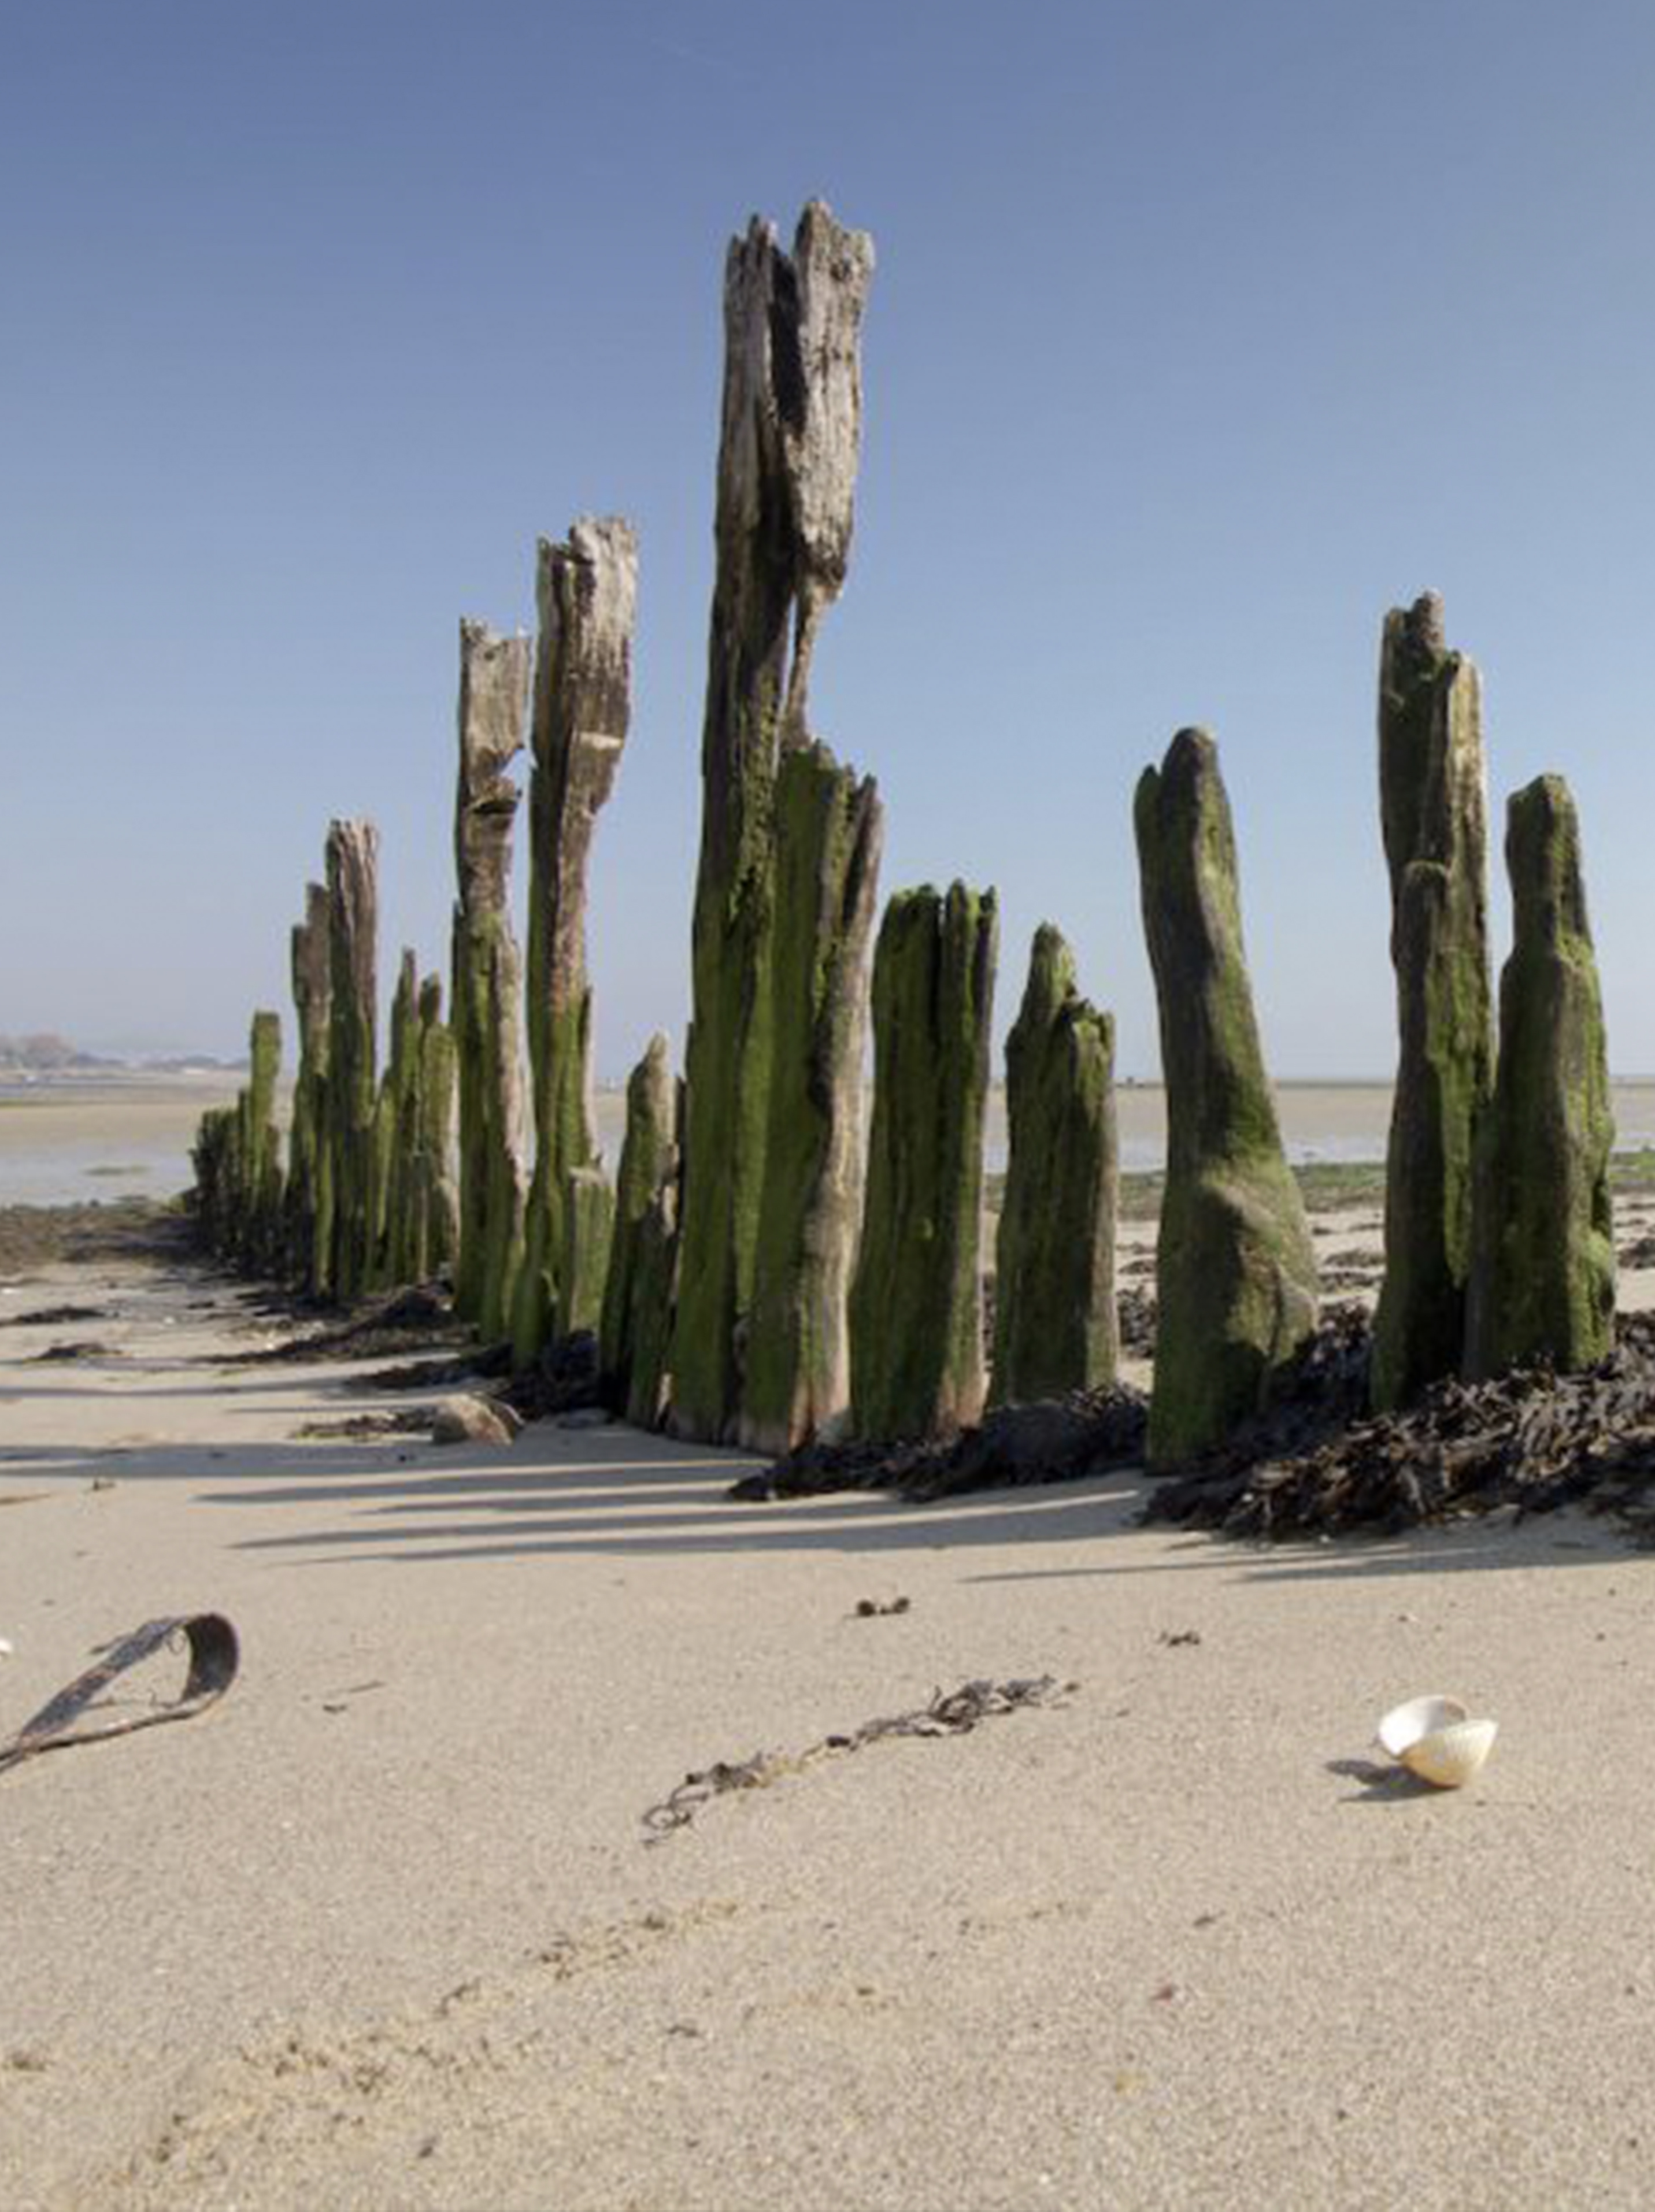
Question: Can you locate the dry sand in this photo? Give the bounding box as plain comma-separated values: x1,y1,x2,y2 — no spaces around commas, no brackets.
4,1238,1655,2211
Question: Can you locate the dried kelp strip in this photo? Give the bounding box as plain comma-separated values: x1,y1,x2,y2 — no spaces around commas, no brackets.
732,1388,1147,1503
0,1614,239,1776
1147,1311,1655,1539
641,1676,1075,1841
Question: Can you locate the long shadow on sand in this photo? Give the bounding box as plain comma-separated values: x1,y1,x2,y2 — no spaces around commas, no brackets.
0,1417,1620,1581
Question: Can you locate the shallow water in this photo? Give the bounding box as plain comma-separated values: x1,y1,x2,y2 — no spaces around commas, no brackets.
6,1075,1653,1206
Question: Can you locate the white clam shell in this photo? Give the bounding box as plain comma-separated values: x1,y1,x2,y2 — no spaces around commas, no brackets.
1375,1695,1467,1759
1398,1717,1498,1789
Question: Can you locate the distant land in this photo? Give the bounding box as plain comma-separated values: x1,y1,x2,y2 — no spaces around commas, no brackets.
0,1032,243,1074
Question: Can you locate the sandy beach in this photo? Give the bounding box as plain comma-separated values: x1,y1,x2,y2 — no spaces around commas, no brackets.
4,1211,1655,2212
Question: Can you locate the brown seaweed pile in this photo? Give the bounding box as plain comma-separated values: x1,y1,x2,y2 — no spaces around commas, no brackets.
1147,1310,1655,1539
731,1386,1148,1503
225,1283,473,1366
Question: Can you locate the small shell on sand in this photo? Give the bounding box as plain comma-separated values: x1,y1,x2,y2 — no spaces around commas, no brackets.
1376,1694,1498,1788
1376,1695,1467,1758
1399,1717,1499,1788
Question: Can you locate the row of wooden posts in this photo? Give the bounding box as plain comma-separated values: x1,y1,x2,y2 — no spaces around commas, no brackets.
193,201,1618,1470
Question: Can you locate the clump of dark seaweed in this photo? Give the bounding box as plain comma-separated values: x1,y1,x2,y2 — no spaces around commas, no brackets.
1147,1309,1655,1539
731,1384,1147,1503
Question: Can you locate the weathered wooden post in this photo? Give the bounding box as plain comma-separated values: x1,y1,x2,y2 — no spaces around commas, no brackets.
414,973,459,1283
1134,729,1318,1466
1372,593,1494,1410
741,746,883,1453
671,201,876,1443
849,883,997,1442
284,881,332,1292
450,619,532,1340
375,950,423,1285
190,1106,236,1258
990,925,1119,1404
513,516,638,1363
599,1032,680,1424
1465,776,1615,1377
325,818,380,1303
240,1010,284,1271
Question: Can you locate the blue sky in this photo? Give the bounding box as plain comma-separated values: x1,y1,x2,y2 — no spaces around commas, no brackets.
5,0,1653,1077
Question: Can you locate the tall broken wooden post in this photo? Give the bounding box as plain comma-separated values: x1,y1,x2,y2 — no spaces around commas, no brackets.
325,818,380,1303
849,883,997,1442
451,619,532,1341
1465,776,1615,1377
284,881,332,1292
741,749,883,1451
1371,594,1494,1410
513,517,638,1365
990,925,1119,1404
1134,729,1319,1467
671,201,876,1444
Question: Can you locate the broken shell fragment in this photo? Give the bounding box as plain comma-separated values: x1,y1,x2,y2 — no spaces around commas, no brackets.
1375,1694,1497,1788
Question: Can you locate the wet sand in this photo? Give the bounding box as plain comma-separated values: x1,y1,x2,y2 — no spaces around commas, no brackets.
5,1224,1655,2209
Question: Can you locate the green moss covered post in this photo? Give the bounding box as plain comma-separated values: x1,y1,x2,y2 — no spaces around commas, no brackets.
849,883,997,1442
374,950,422,1285
1372,594,1494,1411
671,201,875,1443
191,1105,238,1257
240,1010,284,1272
513,517,638,1363
990,925,1119,1405
1134,730,1318,1467
414,974,458,1283
324,818,380,1303
284,881,332,1292
450,618,531,1340
599,1032,679,1421
1465,776,1615,1378
741,744,883,1452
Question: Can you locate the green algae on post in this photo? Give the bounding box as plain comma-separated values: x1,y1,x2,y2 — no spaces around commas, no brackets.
741,742,883,1453
283,880,332,1294
324,818,380,1303
1372,593,1494,1411
1134,729,1318,1468
413,972,459,1283
599,1033,679,1423
1465,775,1615,1378
850,883,997,1442
450,618,532,1342
672,201,876,1444
990,924,1118,1405
514,517,638,1365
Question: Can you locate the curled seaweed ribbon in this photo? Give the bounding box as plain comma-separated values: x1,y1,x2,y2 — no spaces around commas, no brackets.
0,1614,238,1777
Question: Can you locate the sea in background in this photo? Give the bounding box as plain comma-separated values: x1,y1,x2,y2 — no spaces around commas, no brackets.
7,1072,1655,1209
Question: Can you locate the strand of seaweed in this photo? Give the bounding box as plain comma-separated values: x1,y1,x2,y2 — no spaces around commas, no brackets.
640,1676,1076,1843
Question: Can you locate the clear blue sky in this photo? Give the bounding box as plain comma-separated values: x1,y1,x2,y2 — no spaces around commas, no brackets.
6,0,1654,1078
